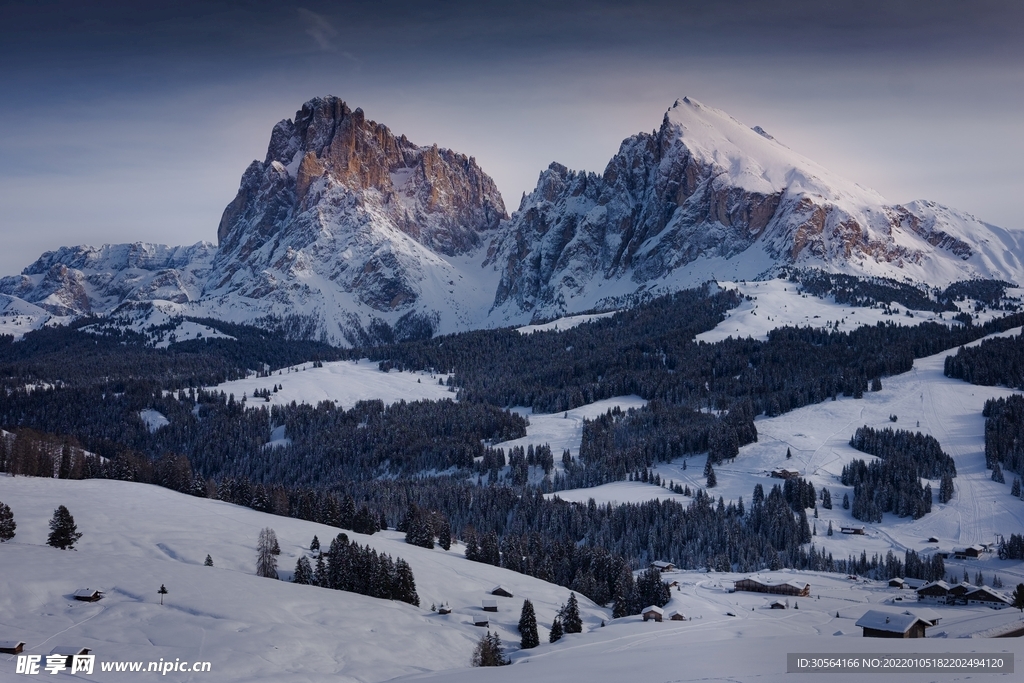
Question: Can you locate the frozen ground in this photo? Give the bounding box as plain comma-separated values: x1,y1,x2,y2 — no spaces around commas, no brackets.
209,359,453,410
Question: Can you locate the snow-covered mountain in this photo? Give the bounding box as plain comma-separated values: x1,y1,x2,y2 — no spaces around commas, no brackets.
3,96,1023,342
487,97,1024,319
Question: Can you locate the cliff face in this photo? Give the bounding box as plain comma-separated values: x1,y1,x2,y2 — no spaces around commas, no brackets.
202,96,507,342
487,98,1024,319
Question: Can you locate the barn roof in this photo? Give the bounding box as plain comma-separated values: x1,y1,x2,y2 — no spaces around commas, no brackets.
902,607,940,623
0,640,26,649
855,610,929,634
49,646,90,656
916,580,950,593
481,599,498,608
964,586,1010,603
642,605,664,615
73,588,102,598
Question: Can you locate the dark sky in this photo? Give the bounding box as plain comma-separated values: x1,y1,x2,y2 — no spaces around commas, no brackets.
2,0,1022,276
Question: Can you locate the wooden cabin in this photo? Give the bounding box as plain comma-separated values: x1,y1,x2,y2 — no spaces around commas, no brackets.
668,610,686,621
49,647,91,668
473,618,489,627
915,580,950,603
650,561,676,572
642,605,664,622
734,577,810,597
0,640,25,655
770,600,787,609
482,599,498,613
888,578,907,588
73,589,103,602
771,469,801,480
490,585,514,598
840,527,866,535
953,545,984,559
964,586,1011,609
855,610,930,639
946,582,971,604
437,606,451,615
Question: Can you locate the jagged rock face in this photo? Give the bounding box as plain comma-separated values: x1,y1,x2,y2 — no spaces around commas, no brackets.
0,243,216,317
488,98,1022,318
210,96,506,333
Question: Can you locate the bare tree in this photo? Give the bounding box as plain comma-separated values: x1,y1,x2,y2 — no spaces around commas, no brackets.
256,527,279,579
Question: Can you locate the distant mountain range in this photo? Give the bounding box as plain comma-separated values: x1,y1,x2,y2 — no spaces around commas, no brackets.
4,96,1023,345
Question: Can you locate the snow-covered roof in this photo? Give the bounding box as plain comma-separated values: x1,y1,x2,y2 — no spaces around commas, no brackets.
668,610,684,618
490,585,511,594
650,561,674,569
481,599,497,608
903,578,926,589
73,588,102,598
642,605,664,614
0,640,25,649
964,586,1010,603
49,646,90,656
855,610,929,633
902,607,940,623
916,580,950,593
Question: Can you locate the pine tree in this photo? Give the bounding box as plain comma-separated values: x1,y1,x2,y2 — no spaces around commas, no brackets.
204,554,213,567
827,520,833,536
0,501,15,542
256,527,279,579
939,473,955,503
562,593,583,634
706,464,717,488
518,599,539,649
1012,478,1021,498
786,447,792,459
310,535,320,554
822,488,832,509
549,617,563,643
158,584,168,605
293,556,313,584
47,505,82,549
992,461,1005,484
313,552,327,587
842,493,850,509
1013,584,1024,613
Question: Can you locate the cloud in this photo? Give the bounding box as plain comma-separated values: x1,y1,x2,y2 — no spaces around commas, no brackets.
297,8,338,52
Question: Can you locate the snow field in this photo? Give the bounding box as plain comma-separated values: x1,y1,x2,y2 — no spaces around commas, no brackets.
208,359,454,411
0,477,607,683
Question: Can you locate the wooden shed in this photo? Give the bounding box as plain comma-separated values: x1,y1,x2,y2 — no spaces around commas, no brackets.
0,640,25,655
770,600,787,609
437,606,451,615
473,618,489,627
840,526,865,535
482,599,498,613
73,588,103,602
490,585,514,598
668,610,686,621
855,610,930,639
642,605,664,622
650,561,676,572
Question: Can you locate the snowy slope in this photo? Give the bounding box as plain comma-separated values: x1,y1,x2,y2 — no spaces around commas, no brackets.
0,477,608,683
209,359,453,410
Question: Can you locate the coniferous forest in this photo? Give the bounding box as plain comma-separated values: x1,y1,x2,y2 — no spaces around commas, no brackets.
2,274,1011,605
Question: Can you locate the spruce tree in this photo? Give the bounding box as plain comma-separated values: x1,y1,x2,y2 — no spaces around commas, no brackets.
1013,584,1024,613
313,552,327,587
0,501,15,542
827,520,833,536
47,505,82,549
518,599,539,649
842,493,850,509
204,554,213,567
472,631,508,666
293,556,313,584
1012,478,1021,498
562,593,583,634
310,535,320,554
706,464,717,488
256,527,279,579
395,559,420,606
992,461,1005,483
549,617,563,643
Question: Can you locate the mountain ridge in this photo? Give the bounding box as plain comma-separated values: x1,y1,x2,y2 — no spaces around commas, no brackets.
3,95,1023,344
